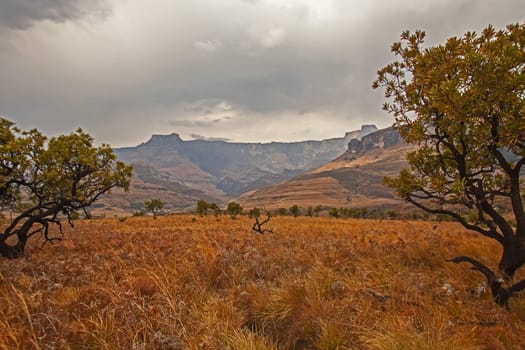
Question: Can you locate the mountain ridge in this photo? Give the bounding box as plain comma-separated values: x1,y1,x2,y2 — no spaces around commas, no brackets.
237,126,412,210
99,125,380,213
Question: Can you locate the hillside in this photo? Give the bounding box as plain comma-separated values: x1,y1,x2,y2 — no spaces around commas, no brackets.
99,125,378,212
238,127,414,210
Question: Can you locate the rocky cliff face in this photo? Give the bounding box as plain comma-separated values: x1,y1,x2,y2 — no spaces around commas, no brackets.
129,131,370,175
346,127,402,157
343,124,378,145
107,126,378,211
237,126,411,210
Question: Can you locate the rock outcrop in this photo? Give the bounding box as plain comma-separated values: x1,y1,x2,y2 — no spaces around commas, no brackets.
347,127,402,157
237,126,411,210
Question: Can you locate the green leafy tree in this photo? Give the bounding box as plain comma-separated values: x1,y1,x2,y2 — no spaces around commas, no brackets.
328,208,340,218
0,119,132,259
144,198,164,219
373,23,525,306
226,201,243,219
248,207,261,218
196,199,209,216
289,205,300,218
209,202,221,217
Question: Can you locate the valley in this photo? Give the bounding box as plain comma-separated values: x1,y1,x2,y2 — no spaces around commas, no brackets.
100,125,410,214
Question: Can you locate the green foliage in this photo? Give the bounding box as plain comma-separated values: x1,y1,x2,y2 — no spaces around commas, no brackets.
226,201,243,219
144,198,164,219
374,23,525,228
196,199,209,216
328,208,340,218
248,207,261,218
209,202,221,217
351,207,369,218
0,118,132,258
289,205,300,218
374,24,525,220
374,23,525,278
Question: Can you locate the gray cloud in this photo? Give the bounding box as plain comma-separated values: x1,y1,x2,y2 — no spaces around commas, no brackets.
190,134,231,142
0,0,523,147
0,0,111,29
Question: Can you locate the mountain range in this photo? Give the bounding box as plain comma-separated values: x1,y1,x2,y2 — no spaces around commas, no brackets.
237,127,411,210
98,125,411,214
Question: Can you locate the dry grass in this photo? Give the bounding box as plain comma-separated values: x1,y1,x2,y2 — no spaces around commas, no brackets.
1,215,525,349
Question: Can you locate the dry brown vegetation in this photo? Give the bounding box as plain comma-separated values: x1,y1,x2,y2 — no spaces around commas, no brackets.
1,215,525,349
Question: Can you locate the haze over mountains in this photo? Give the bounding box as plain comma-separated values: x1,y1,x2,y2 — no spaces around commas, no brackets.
100,125,410,213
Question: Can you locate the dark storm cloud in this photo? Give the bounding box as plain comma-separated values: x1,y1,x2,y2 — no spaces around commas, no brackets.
0,0,524,146
0,0,111,29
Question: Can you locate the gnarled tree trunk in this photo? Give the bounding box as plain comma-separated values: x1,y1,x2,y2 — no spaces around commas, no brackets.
499,235,525,278
0,238,25,259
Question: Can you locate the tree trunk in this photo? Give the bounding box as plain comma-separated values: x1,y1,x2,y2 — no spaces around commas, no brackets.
0,239,25,259
498,235,525,278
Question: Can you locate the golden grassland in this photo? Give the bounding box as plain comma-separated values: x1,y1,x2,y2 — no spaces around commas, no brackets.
1,215,525,350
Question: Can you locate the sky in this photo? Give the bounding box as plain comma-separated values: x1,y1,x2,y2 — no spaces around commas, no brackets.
0,0,523,147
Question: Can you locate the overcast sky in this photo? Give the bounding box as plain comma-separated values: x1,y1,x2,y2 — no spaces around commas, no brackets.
0,0,523,147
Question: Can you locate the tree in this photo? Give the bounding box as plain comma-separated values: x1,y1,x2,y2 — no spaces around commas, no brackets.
0,119,132,259
209,202,221,217
252,209,273,234
328,208,340,218
226,201,243,219
196,199,209,216
373,23,525,305
248,207,261,218
144,198,164,219
289,205,300,218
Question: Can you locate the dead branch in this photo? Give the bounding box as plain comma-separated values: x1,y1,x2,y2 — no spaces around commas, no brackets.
252,210,273,234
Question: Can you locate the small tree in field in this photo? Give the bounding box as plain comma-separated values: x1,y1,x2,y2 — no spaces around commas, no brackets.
373,23,525,306
289,204,300,218
0,119,132,259
144,198,164,219
196,199,209,216
226,201,243,219
248,207,261,219
328,208,340,218
209,202,221,217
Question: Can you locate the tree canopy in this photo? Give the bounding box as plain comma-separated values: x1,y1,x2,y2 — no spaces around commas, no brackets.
0,119,133,258
226,201,243,219
373,23,525,305
144,198,164,219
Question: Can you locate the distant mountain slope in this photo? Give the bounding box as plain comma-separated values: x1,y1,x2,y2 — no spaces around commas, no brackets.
237,127,414,210
99,125,378,212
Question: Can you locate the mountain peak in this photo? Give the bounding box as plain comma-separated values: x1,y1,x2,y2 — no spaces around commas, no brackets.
144,133,183,147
